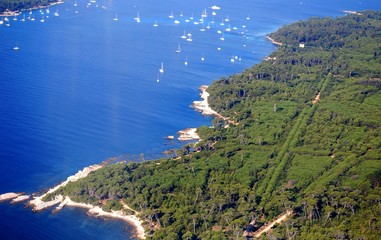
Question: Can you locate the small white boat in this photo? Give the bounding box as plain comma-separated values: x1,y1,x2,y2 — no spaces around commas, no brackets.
46,8,50,14
184,57,188,66
156,74,160,83
168,11,174,18
174,19,180,24
201,9,207,18
219,33,225,41
13,42,20,51
134,12,141,22
159,62,164,73
201,53,205,62
54,10,59,17
0,19,3,25
20,14,26,22
31,15,35,21
225,25,231,32
176,44,181,54
180,30,187,39
153,20,158,27
113,13,118,21
40,16,45,23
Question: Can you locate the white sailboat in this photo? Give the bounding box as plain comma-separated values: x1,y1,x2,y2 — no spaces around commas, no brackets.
153,20,158,27
134,12,141,23
40,15,45,23
113,13,118,21
201,53,205,62
159,62,164,73
184,57,188,66
20,14,26,22
156,74,160,83
201,8,207,18
219,33,225,41
176,44,181,54
168,11,174,18
225,24,231,32
54,9,59,17
13,42,20,51
181,30,187,39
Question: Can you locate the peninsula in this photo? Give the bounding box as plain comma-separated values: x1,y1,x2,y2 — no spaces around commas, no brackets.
2,10,381,240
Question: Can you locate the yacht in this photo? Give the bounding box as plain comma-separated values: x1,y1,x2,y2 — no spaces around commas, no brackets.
159,62,164,73
113,14,118,21
54,10,59,17
181,30,187,39
13,42,20,51
134,12,141,23
153,20,158,27
176,44,181,54
184,57,188,66
219,33,225,41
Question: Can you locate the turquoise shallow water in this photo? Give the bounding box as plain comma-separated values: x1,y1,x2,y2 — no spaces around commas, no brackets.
1,0,380,239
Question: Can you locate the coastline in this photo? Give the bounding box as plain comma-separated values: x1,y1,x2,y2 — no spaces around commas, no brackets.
1,163,146,239
0,1,64,16
266,36,283,46
61,197,146,240
177,85,225,142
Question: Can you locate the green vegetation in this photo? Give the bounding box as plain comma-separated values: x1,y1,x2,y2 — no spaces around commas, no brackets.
0,0,58,13
45,11,381,239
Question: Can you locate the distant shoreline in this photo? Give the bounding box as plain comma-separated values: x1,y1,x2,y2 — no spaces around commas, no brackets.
0,0,64,17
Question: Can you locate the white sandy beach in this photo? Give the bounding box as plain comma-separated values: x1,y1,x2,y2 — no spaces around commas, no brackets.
192,85,223,118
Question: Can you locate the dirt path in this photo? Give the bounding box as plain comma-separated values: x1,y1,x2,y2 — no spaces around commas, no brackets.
312,92,321,104
253,211,292,238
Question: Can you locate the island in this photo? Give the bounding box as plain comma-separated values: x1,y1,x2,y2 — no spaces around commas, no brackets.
2,10,381,240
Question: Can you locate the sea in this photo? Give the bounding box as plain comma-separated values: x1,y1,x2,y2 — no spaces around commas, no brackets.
0,0,380,239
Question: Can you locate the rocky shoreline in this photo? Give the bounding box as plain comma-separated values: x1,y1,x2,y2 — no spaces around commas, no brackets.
0,163,146,239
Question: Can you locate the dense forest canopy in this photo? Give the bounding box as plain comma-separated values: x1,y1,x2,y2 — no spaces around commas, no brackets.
0,0,58,13
45,11,381,239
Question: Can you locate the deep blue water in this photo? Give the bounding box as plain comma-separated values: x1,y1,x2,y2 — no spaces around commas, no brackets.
0,0,380,239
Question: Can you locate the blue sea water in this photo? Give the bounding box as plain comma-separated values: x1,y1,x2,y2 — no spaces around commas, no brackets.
0,0,380,239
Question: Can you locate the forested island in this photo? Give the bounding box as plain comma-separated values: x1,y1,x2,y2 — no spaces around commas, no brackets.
0,0,60,14
40,11,381,239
